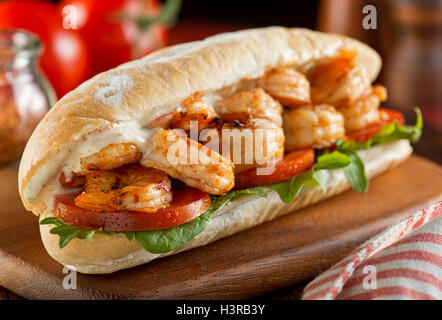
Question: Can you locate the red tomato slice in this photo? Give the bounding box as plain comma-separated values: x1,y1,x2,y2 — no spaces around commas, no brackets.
346,108,405,142
54,187,211,232
234,148,314,190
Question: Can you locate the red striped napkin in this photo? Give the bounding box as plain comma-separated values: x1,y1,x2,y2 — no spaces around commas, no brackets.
302,201,442,300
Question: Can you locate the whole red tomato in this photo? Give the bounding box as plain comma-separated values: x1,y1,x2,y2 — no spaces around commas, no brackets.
0,0,91,98
58,0,181,76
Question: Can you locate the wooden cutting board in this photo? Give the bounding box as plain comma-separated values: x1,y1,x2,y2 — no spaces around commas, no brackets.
0,155,441,300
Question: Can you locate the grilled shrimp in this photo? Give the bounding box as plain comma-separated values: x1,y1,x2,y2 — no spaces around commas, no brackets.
74,164,172,213
60,143,141,188
338,84,387,133
221,118,285,173
283,104,345,150
258,67,311,107
215,88,283,126
141,129,234,195
215,88,285,173
308,51,371,107
170,94,219,132
77,143,142,174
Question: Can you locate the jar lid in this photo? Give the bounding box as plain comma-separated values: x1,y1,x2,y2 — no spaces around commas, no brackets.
0,29,43,70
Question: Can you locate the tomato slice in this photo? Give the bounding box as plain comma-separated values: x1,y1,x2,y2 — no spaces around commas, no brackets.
234,148,314,190
346,108,405,142
54,187,211,232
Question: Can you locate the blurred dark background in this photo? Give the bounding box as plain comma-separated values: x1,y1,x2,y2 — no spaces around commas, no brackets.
176,0,319,27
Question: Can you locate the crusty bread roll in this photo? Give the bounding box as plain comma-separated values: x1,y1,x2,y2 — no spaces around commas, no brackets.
18,27,411,274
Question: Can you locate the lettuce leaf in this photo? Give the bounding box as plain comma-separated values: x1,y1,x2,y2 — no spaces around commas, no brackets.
40,217,107,248
270,169,326,204
341,150,368,193
336,107,423,153
316,145,368,194
40,187,268,253
315,150,351,170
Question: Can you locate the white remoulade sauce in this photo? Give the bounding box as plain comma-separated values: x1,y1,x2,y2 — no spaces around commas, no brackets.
23,121,159,212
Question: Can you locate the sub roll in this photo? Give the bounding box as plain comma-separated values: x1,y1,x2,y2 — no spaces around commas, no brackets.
18,27,420,274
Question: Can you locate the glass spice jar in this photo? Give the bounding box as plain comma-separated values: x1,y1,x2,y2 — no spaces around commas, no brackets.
0,29,56,166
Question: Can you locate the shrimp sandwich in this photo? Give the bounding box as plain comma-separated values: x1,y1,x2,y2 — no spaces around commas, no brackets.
18,27,422,274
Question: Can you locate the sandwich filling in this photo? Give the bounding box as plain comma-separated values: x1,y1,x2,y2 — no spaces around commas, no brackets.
40,50,422,253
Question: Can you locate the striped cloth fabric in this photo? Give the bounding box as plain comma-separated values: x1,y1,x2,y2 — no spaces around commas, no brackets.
302,201,442,300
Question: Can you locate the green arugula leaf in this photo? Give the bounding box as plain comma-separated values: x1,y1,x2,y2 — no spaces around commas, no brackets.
342,150,368,193
270,169,325,204
123,232,136,242
315,151,351,170
40,217,99,248
230,187,269,199
336,108,423,153
134,208,213,254
335,138,369,153
317,148,368,194
40,217,63,227
316,148,368,193
371,107,422,145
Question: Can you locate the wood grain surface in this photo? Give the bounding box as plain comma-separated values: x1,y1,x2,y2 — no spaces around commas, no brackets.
0,155,441,300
